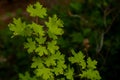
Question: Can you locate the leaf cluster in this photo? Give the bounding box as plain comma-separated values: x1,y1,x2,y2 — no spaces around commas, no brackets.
9,2,101,80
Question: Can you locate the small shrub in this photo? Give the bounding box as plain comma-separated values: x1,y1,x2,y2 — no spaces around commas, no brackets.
8,2,101,80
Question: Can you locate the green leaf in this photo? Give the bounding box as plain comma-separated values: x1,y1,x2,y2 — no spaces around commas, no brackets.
19,72,37,80
29,22,45,36
24,26,33,36
24,38,36,53
27,2,47,18
8,18,26,37
87,57,97,69
47,40,59,54
44,55,57,67
69,49,86,69
35,45,48,56
55,51,65,61
80,69,101,80
31,57,44,68
35,37,46,44
47,31,58,39
35,68,53,80
65,66,74,80
52,51,66,75
44,51,65,67
45,15,64,38
53,67,64,76
53,60,67,75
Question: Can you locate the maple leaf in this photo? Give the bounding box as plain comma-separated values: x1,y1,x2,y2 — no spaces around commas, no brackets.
55,51,65,60
45,15,64,38
53,67,64,76
53,59,67,75
35,37,46,44
31,57,44,68
35,45,48,56
56,53,67,70
47,40,59,54
27,2,47,18
65,65,74,80
69,49,86,69
28,22,45,36
8,18,26,37
80,69,101,80
35,68,54,80
44,51,64,67
19,72,37,80
50,51,66,75
44,55,56,67
87,57,97,69
47,31,58,39
24,26,33,36
24,38,36,53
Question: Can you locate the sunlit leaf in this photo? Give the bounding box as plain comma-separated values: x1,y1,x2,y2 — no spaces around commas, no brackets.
80,69,101,80
65,66,74,80
47,40,59,54
45,15,64,39
87,57,97,69
24,38,36,53
35,45,48,56
19,72,37,80
27,2,47,18
35,68,53,80
29,22,45,36
35,37,46,44
8,18,26,37
69,49,86,69
31,57,44,68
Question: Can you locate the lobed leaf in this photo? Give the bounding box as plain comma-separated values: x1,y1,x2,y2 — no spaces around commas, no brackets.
28,22,45,36
45,15,64,39
19,72,37,80
31,57,44,68
47,40,59,54
69,49,86,69
87,57,97,69
65,66,74,80
8,18,26,37
27,2,47,18
35,68,53,80
80,69,101,80
24,38,36,53
35,37,46,44
35,45,48,56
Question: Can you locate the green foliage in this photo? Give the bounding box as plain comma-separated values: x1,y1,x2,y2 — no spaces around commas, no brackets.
80,57,101,80
28,22,45,36
19,72,37,80
47,40,59,54
69,49,86,69
24,38,36,53
9,2,101,80
65,65,74,80
9,18,26,37
45,15,64,39
27,2,47,18
69,50,101,80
